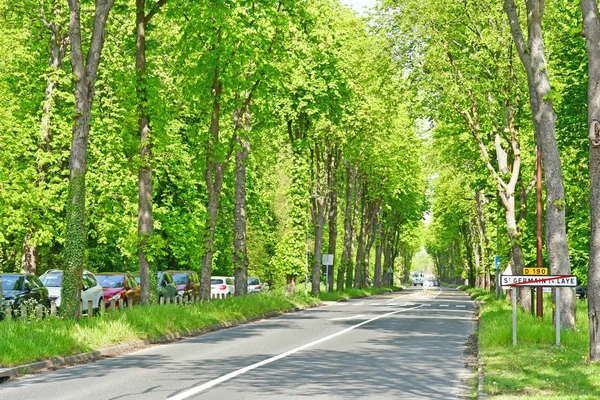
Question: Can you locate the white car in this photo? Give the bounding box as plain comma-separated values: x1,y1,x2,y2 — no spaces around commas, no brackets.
39,269,104,312
210,276,234,298
248,277,265,293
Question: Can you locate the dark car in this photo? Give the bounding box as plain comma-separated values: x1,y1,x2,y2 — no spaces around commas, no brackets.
96,273,141,307
167,270,200,298
132,272,178,302
576,286,587,300
158,272,179,302
1,273,51,311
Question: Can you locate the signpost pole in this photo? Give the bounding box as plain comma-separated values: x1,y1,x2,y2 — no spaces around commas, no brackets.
556,288,561,346
512,287,517,346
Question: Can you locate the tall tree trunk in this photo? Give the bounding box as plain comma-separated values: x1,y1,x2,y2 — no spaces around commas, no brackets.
63,0,115,320
136,0,153,306
341,165,357,290
374,228,383,288
463,223,476,287
505,0,575,329
363,222,377,287
233,134,250,296
311,204,326,296
581,0,600,361
354,186,366,288
200,59,227,301
21,234,38,275
327,174,337,293
468,219,481,288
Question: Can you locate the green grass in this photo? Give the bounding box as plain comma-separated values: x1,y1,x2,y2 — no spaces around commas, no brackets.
0,291,319,367
463,286,600,399
317,286,401,301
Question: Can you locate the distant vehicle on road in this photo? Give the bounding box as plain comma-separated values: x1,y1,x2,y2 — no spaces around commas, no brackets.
432,279,440,286
412,274,424,286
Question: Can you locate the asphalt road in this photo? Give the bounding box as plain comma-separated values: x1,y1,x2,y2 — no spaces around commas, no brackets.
0,286,476,400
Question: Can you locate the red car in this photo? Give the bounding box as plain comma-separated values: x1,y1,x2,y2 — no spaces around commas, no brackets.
96,273,141,307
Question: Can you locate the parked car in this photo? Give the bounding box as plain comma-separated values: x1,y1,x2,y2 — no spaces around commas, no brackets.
576,286,588,300
95,272,141,306
132,272,179,301
157,271,179,302
168,270,200,298
0,273,51,311
39,269,104,312
432,279,440,287
211,276,234,297
247,277,265,293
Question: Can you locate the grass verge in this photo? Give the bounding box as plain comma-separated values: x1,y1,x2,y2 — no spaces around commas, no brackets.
0,290,319,367
462,286,599,399
317,286,401,302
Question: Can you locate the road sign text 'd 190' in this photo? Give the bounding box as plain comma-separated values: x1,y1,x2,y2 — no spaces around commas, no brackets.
523,267,548,275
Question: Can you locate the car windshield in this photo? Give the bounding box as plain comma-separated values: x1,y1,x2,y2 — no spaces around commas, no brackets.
97,275,124,288
2,275,23,291
248,278,260,285
211,279,224,285
40,273,63,287
171,273,188,285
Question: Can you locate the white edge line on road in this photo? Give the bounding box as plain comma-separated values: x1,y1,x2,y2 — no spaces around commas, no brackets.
168,304,424,400
329,314,366,321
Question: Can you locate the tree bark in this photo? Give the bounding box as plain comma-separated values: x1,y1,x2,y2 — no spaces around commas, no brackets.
327,173,344,292
354,185,366,288
233,108,250,296
233,135,250,296
340,164,356,291
504,0,575,329
374,227,383,288
581,0,600,361
63,0,115,320
200,59,226,301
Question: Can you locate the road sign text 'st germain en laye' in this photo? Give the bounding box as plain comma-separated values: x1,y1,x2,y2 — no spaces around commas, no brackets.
501,275,577,287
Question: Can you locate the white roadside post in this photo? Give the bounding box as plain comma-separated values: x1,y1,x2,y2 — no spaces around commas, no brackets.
556,288,561,346
322,254,334,293
512,287,517,346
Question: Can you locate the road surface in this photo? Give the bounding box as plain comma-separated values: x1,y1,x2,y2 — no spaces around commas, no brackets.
0,286,476,399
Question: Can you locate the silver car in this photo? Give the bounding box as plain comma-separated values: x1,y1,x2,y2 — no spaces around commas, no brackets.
248,277,265,293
